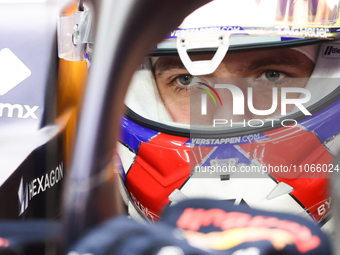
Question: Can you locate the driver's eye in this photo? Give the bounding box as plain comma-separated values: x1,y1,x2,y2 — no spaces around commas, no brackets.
264,70,282,82
177,75,193,86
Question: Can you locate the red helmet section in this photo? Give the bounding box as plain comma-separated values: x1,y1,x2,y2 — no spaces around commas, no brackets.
126,134,191,221
239,126,332,222
124,126,332,222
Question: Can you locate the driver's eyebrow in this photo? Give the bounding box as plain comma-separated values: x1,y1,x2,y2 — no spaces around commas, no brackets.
247,54,309,71
154,58,186,77
155,51,311,77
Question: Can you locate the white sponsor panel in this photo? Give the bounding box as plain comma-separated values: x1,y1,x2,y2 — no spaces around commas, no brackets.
0,123,63,187
0,48,31,96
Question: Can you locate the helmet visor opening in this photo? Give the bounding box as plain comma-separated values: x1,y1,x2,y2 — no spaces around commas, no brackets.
125,43,340,135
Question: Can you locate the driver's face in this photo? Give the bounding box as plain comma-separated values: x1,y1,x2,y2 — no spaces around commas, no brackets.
154,48,314,124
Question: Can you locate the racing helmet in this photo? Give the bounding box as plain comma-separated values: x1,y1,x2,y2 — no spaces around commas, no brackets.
117,0,340,230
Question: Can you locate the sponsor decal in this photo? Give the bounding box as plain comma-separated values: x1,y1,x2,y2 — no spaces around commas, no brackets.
18,177,28,217
168,26,245,39
191,133,266,146
0,48,40,119
130,192,160,222
0,48,31,96
0,103,39,119
177,208,321,253
323,45,340,58
185,228,296,251
317,198,331,216
276,26,329,38
18,162,64,216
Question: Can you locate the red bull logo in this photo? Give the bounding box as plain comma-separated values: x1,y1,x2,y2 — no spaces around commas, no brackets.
177,208,321,253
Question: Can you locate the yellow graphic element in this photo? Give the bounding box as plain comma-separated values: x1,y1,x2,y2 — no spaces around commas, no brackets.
184,227,295,251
